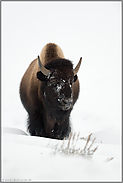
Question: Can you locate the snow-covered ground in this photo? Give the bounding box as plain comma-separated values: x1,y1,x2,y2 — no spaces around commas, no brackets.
1,1,122,182
2,127,121,181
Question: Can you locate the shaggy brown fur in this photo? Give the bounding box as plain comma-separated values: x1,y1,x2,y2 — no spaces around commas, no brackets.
20,43,80,139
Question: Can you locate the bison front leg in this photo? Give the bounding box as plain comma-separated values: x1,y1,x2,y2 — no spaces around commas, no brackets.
27,110,46,137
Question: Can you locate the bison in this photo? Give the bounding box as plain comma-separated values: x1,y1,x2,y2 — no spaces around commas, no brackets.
20,43,82,139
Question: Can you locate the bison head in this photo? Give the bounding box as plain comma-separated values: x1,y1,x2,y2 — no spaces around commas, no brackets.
37,56,82,112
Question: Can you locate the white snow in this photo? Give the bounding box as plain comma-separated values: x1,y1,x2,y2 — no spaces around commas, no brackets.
56,84,62,93
2,129,121,181
2,1,121,182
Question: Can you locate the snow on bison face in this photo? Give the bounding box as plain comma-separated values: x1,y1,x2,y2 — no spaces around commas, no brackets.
46,69,74,111
37,58,76,111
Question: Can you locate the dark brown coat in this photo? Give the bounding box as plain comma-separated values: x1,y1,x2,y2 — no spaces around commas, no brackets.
20,43,81,139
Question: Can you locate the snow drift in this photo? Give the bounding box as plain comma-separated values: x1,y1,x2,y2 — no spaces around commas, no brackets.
2,127,121,181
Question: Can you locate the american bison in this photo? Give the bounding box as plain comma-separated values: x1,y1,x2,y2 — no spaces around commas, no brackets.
20,43,82,139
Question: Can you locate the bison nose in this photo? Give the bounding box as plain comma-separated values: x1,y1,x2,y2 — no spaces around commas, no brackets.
62,99,71,105
61,98,73,110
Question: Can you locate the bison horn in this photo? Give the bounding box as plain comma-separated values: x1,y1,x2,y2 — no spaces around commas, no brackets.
73,57,82,76
38,56,50,76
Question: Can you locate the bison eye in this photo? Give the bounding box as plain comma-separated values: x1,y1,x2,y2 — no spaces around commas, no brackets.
51,79,57,85
52,81,56,85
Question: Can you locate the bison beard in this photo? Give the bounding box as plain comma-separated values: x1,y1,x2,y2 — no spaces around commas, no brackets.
27,91,72,140
27,106,71,140
20,43,81,140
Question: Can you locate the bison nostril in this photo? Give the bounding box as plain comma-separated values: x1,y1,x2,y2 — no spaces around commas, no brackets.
62,99,73,106
63,100,67,105
60,98,73,111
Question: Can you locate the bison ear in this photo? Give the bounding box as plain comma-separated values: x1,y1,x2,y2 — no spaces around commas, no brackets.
37,71,47,82
74,75,78,83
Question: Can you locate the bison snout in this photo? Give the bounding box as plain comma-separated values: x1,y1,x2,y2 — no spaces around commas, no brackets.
60,98,73,111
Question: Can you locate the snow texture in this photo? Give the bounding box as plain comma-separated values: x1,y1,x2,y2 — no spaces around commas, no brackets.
2,128,121,181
